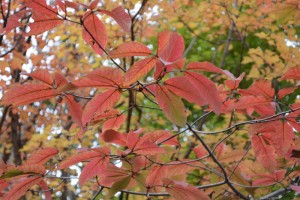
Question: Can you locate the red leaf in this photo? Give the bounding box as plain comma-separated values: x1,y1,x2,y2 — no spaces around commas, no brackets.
0,10,27,34
124,57,157,86
103,114,126,131
82,11,107,55
3,176,43,200
64,94,84,128
187,61,224,74
16,164,46,175
37,179,51,200
224,72,245,90
82,89,121,125
250,124,277,171
99,6,132,32
278,87,296,99
100,164,129,186
108,42,152,58
79,156,109,186
281,66,300,80
146,166,168,186
185,71,222,114
227,96,274,112
193,145,208,158
157,31,184,62
1,84,56,106
163,178,210,200
272,121,295,157
58,147,110,169
291,185,300,193
142,130,178,146
25,147,58,165
156,85,187,127
239,79,274,100
87,67,123,87
165,76,207,107
23,69,54,86
101,129,127,146
24,0,63,35
186,62,245,90
252,170,286,186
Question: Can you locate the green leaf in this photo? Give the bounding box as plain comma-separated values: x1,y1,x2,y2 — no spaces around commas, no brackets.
106,176,131,199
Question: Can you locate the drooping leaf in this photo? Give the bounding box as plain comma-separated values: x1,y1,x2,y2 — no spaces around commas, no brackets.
25,147,58,165
163,178,210,200
99,6,132,32
185,71,222,114
82,89,121,125
157,31,184,62
124,57,157,86
108,42,152,58
3,176,43,200
155,85,187,127
82,11,107,55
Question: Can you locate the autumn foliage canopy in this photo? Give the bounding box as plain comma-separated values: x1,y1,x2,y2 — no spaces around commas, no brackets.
0,0,300,199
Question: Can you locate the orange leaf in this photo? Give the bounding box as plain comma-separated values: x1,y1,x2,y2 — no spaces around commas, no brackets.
124,57,157,86
82,89,121,125
157,31,184,62
108,42,152,58
82,11,107,55
156,85,187,127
